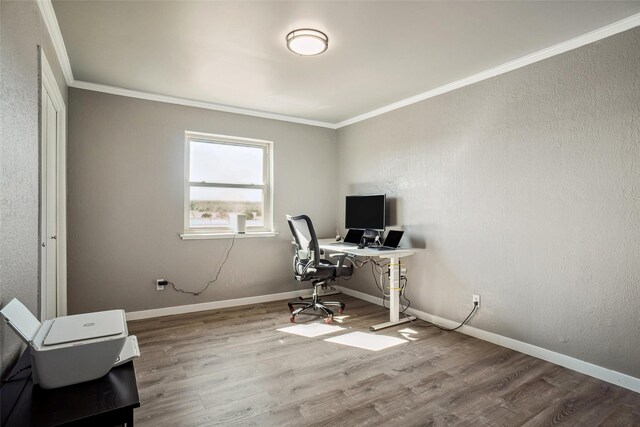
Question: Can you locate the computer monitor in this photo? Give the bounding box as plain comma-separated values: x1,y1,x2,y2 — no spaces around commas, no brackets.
345,194,386,231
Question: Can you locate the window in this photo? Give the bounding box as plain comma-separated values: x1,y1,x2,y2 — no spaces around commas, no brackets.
184,131,273,236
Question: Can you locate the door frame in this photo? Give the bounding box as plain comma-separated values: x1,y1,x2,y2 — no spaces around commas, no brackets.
40,49,67,318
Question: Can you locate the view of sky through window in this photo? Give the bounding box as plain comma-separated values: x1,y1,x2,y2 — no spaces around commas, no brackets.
190,141,263,185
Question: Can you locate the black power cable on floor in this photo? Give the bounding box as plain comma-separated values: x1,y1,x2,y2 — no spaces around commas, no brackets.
167,234,236,296
403,301,479,332
361,255,478,332
398,271,478,332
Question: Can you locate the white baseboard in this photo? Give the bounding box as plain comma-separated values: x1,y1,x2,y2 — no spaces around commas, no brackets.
126,289,312,321
336,286,640,394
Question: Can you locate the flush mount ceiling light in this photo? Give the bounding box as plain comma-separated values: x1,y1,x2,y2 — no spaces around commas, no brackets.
286,28,329,56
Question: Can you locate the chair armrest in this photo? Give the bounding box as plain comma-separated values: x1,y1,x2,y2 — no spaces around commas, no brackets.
329,253,348,259
329,253,349,264
329,253,349,276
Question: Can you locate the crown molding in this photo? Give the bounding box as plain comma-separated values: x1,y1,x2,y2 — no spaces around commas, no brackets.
70,80,337,129
335,12,640,129
36,0,74,85
36,0,640,130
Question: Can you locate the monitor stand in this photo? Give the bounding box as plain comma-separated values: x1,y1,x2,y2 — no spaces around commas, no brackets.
361,229,382,247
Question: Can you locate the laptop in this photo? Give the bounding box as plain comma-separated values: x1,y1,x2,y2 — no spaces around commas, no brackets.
372,230,404,250
328,229,365,246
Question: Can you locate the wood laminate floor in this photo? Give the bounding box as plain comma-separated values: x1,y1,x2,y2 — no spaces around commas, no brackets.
128,294,640,426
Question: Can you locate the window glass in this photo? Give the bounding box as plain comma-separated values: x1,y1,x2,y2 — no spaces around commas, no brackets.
189,187,264,228
189,141,263,185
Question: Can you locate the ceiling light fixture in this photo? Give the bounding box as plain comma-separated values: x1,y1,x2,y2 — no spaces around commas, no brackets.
286,28,329,56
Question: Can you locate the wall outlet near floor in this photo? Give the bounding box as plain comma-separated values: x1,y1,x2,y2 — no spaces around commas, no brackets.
156,279,167,291
473,294,481,308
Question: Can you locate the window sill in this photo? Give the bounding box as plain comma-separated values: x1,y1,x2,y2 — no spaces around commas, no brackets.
179,231,278,240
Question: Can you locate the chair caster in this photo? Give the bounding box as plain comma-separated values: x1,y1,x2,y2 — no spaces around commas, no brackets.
290,316,296,323
324,315,333,324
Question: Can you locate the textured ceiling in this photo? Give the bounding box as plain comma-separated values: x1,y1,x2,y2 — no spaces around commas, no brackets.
52,1,640,123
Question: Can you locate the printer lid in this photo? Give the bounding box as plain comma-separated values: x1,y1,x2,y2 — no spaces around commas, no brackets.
0,298,42,344
44,310,125,346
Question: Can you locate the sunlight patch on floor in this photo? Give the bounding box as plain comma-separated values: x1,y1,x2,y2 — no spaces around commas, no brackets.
324,331,408,351
398,328,420,341
277,322,345,337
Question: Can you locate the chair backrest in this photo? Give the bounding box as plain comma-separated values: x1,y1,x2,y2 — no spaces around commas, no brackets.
286,214,320,266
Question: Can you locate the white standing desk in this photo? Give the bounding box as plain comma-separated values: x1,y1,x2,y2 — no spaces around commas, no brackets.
318,238,418,331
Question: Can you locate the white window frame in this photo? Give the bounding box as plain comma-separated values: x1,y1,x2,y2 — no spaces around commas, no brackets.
183,131,274,238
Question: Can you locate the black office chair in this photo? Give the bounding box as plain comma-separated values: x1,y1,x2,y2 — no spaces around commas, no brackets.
286,214,353,323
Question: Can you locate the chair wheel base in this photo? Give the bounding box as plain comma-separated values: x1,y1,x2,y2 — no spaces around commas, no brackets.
286,297,344,325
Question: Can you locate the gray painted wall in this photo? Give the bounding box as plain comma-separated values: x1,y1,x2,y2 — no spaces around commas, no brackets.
67,88,337,313
0,0,68,376
337,27,640,378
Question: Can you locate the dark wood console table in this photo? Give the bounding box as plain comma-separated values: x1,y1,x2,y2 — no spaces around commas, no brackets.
1,348,140,426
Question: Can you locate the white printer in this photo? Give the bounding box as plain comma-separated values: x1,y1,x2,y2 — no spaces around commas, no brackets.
0,298,140,389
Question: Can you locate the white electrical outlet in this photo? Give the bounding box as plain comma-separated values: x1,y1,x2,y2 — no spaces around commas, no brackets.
473,294,480,308
156,279,166,291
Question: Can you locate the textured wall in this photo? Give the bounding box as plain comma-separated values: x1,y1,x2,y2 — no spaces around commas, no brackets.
67,88,338,313
0,1,68,376
337,28,640,378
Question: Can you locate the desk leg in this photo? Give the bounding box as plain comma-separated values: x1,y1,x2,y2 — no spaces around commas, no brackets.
370,256,415,331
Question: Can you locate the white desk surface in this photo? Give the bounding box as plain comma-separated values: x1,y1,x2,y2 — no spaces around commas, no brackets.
318,238,418,259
